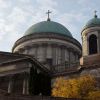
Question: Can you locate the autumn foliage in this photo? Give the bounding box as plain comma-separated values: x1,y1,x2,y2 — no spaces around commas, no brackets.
88,91,100,99
52,75,100,99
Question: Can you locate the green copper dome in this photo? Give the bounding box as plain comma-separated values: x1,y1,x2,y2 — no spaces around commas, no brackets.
83,16,100,30
24,21,72,37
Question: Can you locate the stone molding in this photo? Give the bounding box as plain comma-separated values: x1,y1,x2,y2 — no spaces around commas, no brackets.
12,32,81,52
81,26,100,35
82,26,100,36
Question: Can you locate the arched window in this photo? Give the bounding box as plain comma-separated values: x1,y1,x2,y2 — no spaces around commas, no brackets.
89,34,97,55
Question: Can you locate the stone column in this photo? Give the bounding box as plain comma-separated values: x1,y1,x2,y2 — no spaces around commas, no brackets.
31,44,38,58
8,76,13,93
68,49,71,67
22,72,29,95
61,46,65,64
47,44,52,59
35,45,38,59
42,43,47,62
82,34,87,56
74,52,77,61
52,44,57,65
37,44,46,62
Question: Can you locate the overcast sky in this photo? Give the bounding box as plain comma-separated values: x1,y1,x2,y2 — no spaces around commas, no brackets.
0,0,100,52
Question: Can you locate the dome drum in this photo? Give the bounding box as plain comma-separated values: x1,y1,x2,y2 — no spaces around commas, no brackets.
13,34,81,68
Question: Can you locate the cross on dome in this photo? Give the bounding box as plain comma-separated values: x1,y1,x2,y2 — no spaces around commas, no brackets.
46,10,52,21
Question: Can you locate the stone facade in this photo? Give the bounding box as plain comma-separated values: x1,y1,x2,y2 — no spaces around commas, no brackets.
0,52,51,95
0,15,100,99
80,15,100,82
0,95,82,100
13,33,81,71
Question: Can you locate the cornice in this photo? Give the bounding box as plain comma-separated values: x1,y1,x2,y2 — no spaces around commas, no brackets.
12,32,82,52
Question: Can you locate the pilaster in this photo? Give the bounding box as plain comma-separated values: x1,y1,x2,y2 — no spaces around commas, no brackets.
22,72,29,95
8,75,13,93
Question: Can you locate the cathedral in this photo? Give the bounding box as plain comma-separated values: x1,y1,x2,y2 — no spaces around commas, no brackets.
0,11,100,97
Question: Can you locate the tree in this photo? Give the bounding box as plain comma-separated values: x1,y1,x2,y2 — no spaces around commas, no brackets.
77,75,96,97
52,77,80,98
88,91,100,99
52,75,97,98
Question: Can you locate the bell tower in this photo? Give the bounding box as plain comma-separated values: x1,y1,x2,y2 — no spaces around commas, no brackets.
81,11,100,56
80,11,100,66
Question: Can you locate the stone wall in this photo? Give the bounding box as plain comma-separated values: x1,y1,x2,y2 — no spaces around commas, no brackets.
0,95,82,100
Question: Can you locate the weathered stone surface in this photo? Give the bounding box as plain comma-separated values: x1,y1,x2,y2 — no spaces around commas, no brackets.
80,53,100,66
0,95,82,100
